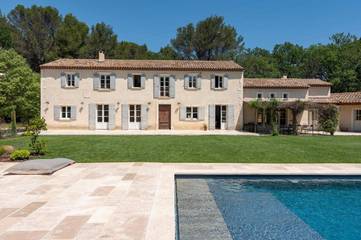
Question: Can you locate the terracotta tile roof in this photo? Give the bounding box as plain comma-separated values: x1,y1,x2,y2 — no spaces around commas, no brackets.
244,78,331,89
331,92,361,104
40,59,244,71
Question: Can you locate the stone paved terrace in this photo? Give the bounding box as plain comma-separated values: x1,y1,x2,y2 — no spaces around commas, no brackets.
1,162,361,239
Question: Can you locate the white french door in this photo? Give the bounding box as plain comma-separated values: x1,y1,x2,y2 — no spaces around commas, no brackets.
96,104,109,129
129,105,141,130
215,105,227,130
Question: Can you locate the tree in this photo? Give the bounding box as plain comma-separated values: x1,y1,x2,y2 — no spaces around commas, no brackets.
273,42,305,78
157,45,178,60
279,100,306,135
0,49,40,122
330,33,358,46
81,22,118,58
8,5,61,71
171,16,244,60
55,14,89,58
114,41,151,59
319,104,339,135
0,12,13,49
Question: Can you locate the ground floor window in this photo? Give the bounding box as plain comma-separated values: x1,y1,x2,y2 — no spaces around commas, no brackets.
97,104,109,123
61,106,71,119
186,107,198,120
356,109,361,121
279,109,287,126
129,105,141,123
257,109,263,124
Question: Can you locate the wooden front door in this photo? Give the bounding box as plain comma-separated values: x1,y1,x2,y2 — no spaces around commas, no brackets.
159,105,171,129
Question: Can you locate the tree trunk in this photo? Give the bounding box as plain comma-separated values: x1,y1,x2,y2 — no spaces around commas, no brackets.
10,109,17,137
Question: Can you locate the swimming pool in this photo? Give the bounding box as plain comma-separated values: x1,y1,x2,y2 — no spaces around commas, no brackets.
175,175,361,240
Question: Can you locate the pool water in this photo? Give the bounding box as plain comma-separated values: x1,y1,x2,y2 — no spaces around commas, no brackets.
176,176,361,240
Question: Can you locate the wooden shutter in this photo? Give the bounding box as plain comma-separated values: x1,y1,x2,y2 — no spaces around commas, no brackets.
169,75,176,98
108,104,116,130
71,106,77,120
208,105,215,130
184,75,189,89
61,73,66,88
141,74,146,89
223,75,229,89
198,106,205,121
227,104,235,130
127,74,133,89
121,104,129,130
110,74,116,90
210,74,215,89
179,106,186,121
153,75,160,98
88,104,96,130
93,73,100,90
196,75,202,89
140,104,148,130
54,106,60,120
74,73,80,88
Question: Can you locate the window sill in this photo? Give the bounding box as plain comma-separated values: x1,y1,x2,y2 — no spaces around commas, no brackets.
185,88,200,91
62,86,77,89
129,87,144,90
184,119,202,122
95,89,113,92
57,119,75,122
212,88,227,91
158,96,172,99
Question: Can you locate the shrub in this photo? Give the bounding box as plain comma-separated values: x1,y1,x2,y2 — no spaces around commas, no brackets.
26,117,47,155
0,146,5,156
319,104,339,136
10,149,30,160
2,145,15,154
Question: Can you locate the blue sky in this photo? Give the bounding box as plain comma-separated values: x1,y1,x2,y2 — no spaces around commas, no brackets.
2,0,361,51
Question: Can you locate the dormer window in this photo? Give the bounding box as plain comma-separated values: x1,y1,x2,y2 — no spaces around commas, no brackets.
66,74,76,87
100,74,111,89
215,75,224,89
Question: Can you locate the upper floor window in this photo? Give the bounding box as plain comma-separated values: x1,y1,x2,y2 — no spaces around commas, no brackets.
160,76,170,97
269,93,276,99
283,93,289,99
66,74,76,87
100,74,111,89
188,76,197,88
257,92,263,99
215,75,224,89
186,107,198,120
61,106,71,120
133,75,142,88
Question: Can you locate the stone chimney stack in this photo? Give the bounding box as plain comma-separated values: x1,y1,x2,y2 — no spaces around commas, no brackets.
98,51,105,62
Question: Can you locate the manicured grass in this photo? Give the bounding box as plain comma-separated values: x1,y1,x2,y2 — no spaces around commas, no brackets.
1,135,361,163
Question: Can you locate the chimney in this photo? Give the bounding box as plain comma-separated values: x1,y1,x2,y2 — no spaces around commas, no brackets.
282,75,288,79
98,51,105,62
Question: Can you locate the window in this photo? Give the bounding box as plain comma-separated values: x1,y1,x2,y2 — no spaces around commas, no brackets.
97,104,109,123
283,93,289,100
160,76,170,97
130,105,141,123
133,75,141,88
257,92,263,99
66,74,76,87
215,75,223,89
221,106,227,123
186,107,198,120
269,93,276,99
100,74,111,89
61,106,71,119
257,109,263,124
356,110,361,121
188,76,197,88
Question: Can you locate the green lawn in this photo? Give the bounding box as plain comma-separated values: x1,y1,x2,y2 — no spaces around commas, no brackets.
1,135,361,163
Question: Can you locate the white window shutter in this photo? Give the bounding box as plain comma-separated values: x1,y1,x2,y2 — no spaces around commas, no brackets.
121,104,129,130
198,106,205,121
184,75,189,89
208,104,215,130
153,75,160,98
93,73,100,90
179,106,186,121
108,104,115,130
75,73,80,88
141,104,148,130
227,104,235,129
110,74,116,90
88,104,96,130
196,75,202,89
71,106,77,120
54,106,60,120
211,74,215,89
169,75,176,98
127,74,133,89
61,73,66,88
141,74,146,89
223,75,229,89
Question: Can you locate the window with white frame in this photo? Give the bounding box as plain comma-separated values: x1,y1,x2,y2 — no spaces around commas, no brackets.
282,93,289,100
129,105,141,123
257,92,263,99
215,75,224,89
269,93,276,99
61,106,71,119
66,74,76,87
188,76,197,88
133,75,142,88
100,74,111,89
160,76,170,97
356,110,361,121
186,107,198,120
